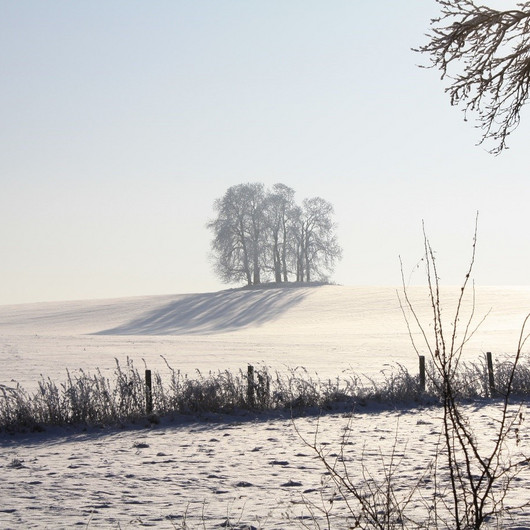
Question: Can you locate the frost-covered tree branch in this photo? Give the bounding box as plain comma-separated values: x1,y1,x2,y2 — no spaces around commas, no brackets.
417,0,530,154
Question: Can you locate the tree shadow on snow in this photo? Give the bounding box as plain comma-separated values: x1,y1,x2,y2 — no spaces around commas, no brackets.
94,286,310,336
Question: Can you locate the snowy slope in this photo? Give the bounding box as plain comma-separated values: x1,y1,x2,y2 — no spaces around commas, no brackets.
1,284,530,390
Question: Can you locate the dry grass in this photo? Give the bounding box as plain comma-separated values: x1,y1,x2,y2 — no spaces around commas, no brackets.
1,355,528,433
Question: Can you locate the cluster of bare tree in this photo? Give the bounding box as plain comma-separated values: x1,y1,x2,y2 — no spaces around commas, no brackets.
207,183,342,287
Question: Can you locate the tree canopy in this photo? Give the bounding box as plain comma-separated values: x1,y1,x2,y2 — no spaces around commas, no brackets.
208,183,342,287
417,0,530,154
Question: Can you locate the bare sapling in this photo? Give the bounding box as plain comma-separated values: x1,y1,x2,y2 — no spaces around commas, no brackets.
294,413,430,529
296,215,530,529
399,214,530,528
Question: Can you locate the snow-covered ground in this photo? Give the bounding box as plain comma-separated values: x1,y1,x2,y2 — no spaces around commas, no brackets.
1,285,530,390
3,403,530,529
2,284,530,528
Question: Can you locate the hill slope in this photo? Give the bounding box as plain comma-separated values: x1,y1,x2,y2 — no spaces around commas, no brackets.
1,284,530,389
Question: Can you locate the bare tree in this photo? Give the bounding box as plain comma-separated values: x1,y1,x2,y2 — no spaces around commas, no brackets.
417,0,530,154
264,183,297,283
294,197,342,283
207,183,267,286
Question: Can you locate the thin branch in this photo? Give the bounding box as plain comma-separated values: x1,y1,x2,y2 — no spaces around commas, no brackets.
416,0,530,154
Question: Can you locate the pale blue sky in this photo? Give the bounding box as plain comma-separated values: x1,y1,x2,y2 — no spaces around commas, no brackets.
1,1,529,304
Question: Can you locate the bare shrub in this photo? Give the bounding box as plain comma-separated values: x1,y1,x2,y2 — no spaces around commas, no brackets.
400,219,530,527
295,413,432,529
299,217,530,528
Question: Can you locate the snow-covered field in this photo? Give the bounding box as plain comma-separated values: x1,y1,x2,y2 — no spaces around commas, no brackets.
2,284,530,528
2,285,530,390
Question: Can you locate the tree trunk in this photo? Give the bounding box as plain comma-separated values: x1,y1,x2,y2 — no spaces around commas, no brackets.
304,232,310,282
253,256,260,285
275,249,282,283
273,233,282,283
239,219,252,285
281,220,289,282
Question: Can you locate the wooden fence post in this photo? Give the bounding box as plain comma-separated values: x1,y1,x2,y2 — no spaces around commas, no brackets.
247,364,255,408
486,352,495,396
145,369,153,414
419,355,426,392
257,371,270,407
